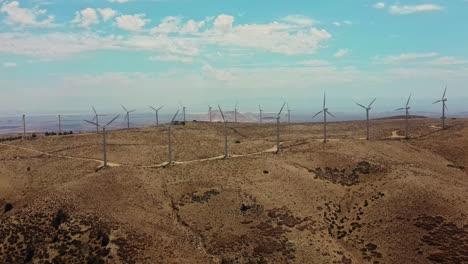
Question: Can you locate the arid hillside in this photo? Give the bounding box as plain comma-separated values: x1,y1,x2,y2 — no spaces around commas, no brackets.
0,118,467,263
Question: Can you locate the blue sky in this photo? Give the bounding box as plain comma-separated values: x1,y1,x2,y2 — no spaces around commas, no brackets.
0,0,467,115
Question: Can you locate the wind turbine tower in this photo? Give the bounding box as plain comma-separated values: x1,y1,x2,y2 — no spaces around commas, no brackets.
395,94,412,140
208,105,212,122
259,105,263,124
218,105,229,158
234,102,238,123
167,109,180,164
312,93,335,143
22,114,26,137
58,114,62,134
287,104,291,124
356,98,376,140
433,86,448,129
84,115,120,168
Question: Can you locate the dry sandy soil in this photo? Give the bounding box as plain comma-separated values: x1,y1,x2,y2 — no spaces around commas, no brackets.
0,118,467,263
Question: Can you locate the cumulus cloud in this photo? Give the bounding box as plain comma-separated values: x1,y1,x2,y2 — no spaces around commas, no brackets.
116,14,149,32
426,57,468,66
213,14,234,33
72,8,99,28
373,2,385,9
334,49,350,58
150,16,181,34
389,4,443,15
181,19,205,35
98,8,117,22
0,1,56,28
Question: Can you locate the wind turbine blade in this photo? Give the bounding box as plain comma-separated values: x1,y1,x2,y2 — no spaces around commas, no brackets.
121,104,128,112
442,86,447,99
323,93,326,109
433,100,442,104
92,115,97,121
356,103,367,109
92,106,97,115
129,110,136,113
444,104,448,111
406,94,412,107
278,102,286,117
312,110,324,119
149,106,157,111
395,108,405,111
326,110,336,118
218,105,225,121
106,114,121,127
84,120,100,127
263,117,275,120
158,106,164,111
171,110,180,123
368,98,376,108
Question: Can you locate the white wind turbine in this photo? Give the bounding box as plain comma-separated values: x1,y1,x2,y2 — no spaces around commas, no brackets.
218,105,229,158
395,94,412,140
234,102,239,123
58,114,62,134
84,114,120,168
208,105,213,122
287,103,291,124
433,86,448,129
312,93,336,143
167,109,180,165
356,98,376,140
259,104,263,124
149,105,164,127
180,103,187,123
263,102,287,154
22,114,26,137
91,106,107,134
121,104,136,129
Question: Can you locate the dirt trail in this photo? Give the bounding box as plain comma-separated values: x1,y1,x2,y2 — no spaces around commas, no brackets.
0,141,283,169
388,130,405,139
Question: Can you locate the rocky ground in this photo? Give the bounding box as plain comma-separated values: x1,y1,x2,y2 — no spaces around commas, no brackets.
0,118,467,263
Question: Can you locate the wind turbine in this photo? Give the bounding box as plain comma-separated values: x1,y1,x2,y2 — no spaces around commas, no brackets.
91,106,107,134
356,98,376,140
167,109,180,164
312,93,335,143
433,86,448,129
58,114,62,134
22,114,26,137
259,105,263,124
208,105,213,122
180,103,187,123
84,114,120,168
218,105,228,158
149,105,164,127
287,103,291,124
263,103,287,154
395,94,412,140
234,102,239,123
121,105,136,129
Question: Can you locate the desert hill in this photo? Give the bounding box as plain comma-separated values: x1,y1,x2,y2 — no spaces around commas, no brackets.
0,118,467,263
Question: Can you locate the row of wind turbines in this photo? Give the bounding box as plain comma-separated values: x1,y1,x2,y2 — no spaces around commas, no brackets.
78,87,449,168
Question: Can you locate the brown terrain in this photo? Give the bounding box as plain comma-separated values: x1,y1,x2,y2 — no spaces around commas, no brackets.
0,117,467,264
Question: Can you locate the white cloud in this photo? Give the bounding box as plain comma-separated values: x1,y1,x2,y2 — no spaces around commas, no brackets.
72,8,99,28
202,64,233,81
343,21,352,25
108,0,129,2
150,54,193,64
374,2,385,9
281,15,318,26
116,14,149,32
377,52,439,64
98,8,117,22
150,16,181,34
334,49,349,58
0,1,56,28
299,60,330,66
181,19,205,35
213,14,234,33
389,5,443,15
426,57,468,66
333,22,341,27
3,62,17,68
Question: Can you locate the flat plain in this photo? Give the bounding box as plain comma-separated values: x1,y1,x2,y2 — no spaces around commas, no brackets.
0,117,467,263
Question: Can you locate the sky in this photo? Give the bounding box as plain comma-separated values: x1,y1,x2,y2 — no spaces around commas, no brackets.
0,0,467,116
